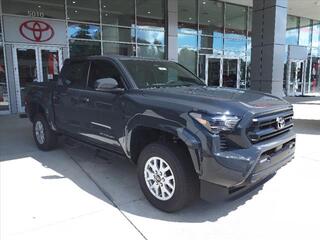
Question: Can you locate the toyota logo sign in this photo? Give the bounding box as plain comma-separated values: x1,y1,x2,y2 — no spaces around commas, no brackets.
19,20,54,42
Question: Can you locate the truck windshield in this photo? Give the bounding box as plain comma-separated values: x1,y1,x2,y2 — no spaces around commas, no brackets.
120,60,206,88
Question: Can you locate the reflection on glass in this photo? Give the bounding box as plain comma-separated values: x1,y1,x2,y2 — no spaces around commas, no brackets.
137,29,165,45
178,33,197,49
199,0,223,37
136,0,165,29
68,23,100,40
2,0,65,19
178,48,197,74
289,61,304,94
224,39,247,52
137,45,164,59
178,33,197,73
67,0,99,23
0,47,9,111
101,0,135,27
312,21,320,48
299,18,312,46
103,42,135,56
286,15,299,45
239,58,246,89
311,57,320,93
178,0,197,32
208,58,221,86
248,8,252,37
246,61,251,89
17,49,37,108
201,36,213,49
225,4,247,39
198,55,206,80
102,26,135,43
223,59,238,88
0,22,2,42
69,40,101,57
41,50,60,82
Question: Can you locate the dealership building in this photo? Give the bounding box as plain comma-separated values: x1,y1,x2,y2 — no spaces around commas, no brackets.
0,0,319,114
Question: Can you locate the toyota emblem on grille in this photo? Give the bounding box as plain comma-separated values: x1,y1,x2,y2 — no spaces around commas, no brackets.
276,117,285,130
19,20,54,42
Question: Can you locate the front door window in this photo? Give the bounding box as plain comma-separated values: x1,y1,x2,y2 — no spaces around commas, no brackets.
13,46,62,112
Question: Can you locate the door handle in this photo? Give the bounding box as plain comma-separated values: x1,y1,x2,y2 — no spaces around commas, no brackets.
81,97,90,103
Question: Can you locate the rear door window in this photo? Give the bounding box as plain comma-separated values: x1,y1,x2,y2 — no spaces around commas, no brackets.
61,60,89,89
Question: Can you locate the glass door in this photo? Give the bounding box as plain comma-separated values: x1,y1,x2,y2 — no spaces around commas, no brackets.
13,47,39,113
206,58,222,86
222,59,239,88
13,46,62,112
287,60,305,96
39,47,62,82
206,57,240,88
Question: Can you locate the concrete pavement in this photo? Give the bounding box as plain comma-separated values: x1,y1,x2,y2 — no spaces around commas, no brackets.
1,99,320,240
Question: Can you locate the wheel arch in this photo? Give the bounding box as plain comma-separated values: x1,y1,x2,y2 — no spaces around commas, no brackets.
126,115,202,174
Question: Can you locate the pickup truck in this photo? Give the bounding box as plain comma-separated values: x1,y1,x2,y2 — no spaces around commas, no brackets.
25,55,296,212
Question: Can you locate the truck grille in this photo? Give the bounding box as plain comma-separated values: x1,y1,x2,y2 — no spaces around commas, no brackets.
247,109,294,143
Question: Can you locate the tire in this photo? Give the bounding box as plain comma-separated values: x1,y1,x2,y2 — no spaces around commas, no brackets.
137,142,199,212
32,114,58,151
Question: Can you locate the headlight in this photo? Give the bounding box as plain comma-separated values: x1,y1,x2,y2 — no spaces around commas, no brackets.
189,112,240,134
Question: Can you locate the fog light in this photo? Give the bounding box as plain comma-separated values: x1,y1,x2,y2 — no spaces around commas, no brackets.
289,143,295,149
260,155,271,164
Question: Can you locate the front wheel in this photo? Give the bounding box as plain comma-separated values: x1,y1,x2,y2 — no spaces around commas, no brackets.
137,142,199,212
33,114,58,151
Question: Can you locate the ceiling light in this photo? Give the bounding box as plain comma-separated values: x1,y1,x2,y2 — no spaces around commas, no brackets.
38,5,41,8
72,1,76,4
105,13,108,16
202,1,206,4
208,20,211,23
74,10,78,13
103,5,106,8
147,11,151,14
189,17,192,20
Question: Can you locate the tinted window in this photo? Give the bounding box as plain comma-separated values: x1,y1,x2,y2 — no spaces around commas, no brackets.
62,61,89,89
121,60,205,88
88,60,124,89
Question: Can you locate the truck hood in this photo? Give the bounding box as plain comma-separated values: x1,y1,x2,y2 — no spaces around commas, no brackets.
140,86,291,116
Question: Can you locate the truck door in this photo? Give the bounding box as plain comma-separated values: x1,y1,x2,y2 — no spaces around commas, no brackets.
76,59,127,153
53,60,90,134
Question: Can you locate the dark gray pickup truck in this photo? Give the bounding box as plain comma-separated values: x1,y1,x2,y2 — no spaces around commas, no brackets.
25,55,296,212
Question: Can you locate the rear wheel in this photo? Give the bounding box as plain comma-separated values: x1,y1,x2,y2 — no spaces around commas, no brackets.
137,142,199,212
33,114,58,151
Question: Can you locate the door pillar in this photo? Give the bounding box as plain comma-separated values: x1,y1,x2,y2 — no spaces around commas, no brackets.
167,0,178,61
251,0,288,96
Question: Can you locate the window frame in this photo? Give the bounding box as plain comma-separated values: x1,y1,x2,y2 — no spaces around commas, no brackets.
86,59,128,91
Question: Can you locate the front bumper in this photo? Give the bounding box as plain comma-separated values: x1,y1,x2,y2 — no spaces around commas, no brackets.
198,130,295,202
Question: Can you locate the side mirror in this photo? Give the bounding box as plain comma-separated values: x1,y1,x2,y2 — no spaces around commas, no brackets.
95,78,121,91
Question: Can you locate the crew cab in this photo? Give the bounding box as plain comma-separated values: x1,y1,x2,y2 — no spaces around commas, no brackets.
25,55,296,212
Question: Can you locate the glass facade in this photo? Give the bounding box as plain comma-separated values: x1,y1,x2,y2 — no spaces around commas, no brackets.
66,0,166,59
285,15,320,95
178,0,250,88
